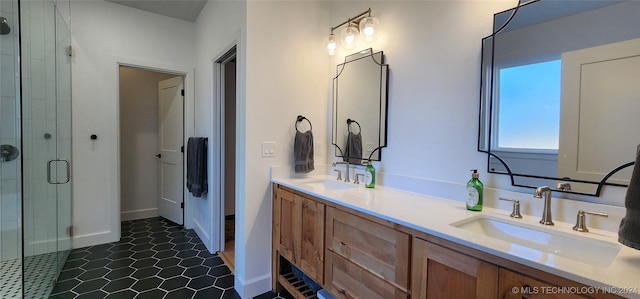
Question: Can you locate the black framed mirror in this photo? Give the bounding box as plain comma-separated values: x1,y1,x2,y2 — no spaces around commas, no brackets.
332,49,389,163
478,0,640,196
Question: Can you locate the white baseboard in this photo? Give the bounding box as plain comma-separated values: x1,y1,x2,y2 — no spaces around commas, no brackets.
72,230,118,249
121,208,158,221
236,273,272,298
192,218,212,253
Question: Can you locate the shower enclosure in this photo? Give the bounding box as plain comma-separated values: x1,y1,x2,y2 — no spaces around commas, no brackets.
0,0,72,297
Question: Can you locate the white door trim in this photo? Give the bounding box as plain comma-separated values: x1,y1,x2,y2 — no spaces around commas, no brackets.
114,57,195,241
210,43,238,253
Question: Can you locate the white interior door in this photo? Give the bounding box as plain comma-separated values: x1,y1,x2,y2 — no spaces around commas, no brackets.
558,38,640,187
158,76,184,224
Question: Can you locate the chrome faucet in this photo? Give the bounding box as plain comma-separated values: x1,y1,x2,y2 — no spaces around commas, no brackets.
533,186,554,225
573,210,608,232
332,161,350,182
556,182,572,191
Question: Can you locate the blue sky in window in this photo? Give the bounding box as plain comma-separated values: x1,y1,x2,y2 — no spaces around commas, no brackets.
498,60,561,150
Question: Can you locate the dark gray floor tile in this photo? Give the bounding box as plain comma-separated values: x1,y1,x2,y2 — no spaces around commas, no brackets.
77,267,109,281
166,288,195,299
72,278,109,294
188,275,216,290
215,275,234,289
131,276,163,292
104,289,137,299
104,267,136,280
76,290,108,299
194,287,224,299
159,276,190,291
157,266,185,279
102,277,137,293
49,292,77,299
52,217,236,299
136,288,168,299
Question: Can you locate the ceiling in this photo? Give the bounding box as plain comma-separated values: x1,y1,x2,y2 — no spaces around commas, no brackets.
105,0,207,22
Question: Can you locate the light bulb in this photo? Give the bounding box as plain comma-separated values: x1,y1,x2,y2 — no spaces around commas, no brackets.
327,41,337,51
345,27,356,44
341,23,360,49
326,33,337,55
359,16,379,43
363,19,375,36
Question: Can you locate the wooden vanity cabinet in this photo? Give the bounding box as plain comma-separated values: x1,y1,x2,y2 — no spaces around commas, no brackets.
411,237,498,299
273,186,325,295
324,207,411,299
272,183,624,299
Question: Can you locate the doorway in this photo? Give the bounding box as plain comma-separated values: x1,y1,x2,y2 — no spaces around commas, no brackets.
216,47,237,272
118,66,185,225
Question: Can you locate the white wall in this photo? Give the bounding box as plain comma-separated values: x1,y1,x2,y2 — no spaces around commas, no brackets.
190,0,245,271
70,0,195,248
119,67,175,221
193,1,330,297
243,2,330,296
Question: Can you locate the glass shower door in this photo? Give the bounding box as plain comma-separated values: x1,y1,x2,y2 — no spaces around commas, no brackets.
21,0,72,297
54,1,72,275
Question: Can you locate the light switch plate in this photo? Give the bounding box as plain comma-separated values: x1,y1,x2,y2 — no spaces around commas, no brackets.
315,142,322,156
262,142,276,157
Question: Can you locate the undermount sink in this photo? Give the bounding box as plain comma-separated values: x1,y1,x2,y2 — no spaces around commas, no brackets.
450,215,621,267
303,179,358,191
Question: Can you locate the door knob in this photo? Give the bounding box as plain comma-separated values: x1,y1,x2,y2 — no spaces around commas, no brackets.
156,153,161,158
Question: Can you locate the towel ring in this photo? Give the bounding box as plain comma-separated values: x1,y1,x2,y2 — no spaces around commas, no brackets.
296,115,312,132
347,119,361,134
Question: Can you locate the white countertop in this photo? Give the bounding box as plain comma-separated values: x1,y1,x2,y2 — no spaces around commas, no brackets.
272,175,640,298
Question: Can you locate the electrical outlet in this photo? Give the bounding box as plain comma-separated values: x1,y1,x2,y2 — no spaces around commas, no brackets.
262,142,276,157
315,142,322,156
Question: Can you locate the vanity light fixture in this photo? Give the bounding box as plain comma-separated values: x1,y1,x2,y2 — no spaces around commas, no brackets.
326,8,379,55
326,33,337,55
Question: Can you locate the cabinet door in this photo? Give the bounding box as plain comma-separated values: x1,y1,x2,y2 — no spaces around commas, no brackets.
298,196,325,283
498,269,620,299
275,188,297,264
326,207,410,290
412,237,499,299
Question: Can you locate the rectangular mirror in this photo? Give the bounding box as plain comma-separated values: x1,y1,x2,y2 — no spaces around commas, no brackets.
479,0,640,196
332,49,389,163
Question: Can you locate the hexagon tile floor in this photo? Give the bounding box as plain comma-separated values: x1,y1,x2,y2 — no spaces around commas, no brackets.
49,217,245,299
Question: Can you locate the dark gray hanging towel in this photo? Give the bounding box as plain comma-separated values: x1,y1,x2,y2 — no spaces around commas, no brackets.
294,130,314,173
345,131,362,164
619,146,640,250
187,137,208,197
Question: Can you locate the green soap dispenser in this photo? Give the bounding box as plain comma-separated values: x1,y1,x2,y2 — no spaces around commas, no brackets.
466,169,483,211
364,161,376,188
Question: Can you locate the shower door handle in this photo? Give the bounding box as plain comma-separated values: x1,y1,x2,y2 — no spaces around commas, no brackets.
47,159,71,184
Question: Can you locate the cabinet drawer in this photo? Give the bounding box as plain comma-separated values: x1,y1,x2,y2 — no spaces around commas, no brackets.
325,251,408,299
326,207,410,290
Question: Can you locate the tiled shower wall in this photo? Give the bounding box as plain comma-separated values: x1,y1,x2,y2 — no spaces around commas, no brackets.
0,0,21,262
